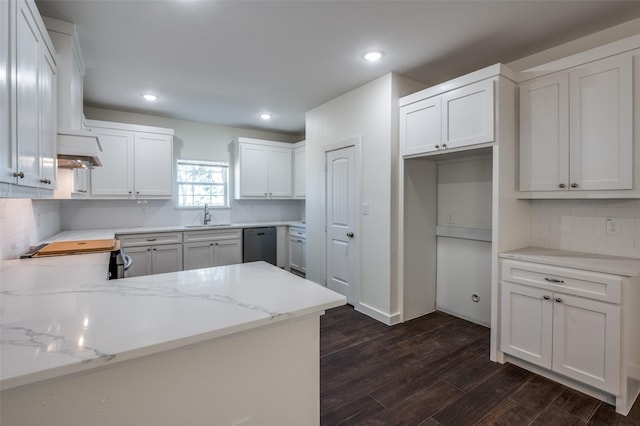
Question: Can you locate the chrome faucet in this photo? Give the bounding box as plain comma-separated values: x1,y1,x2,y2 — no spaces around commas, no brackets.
203,203,211,225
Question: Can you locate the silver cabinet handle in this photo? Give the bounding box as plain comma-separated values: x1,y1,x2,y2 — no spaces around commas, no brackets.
555,297,562,303
558,183,566,188
40,178,51,184
570,183,578,188
346,232,354,238
543,295,551,300
146,238,157,241
13,171,24,178
544,277,564,284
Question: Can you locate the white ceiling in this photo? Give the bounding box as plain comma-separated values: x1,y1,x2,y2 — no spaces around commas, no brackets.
36,0,640,135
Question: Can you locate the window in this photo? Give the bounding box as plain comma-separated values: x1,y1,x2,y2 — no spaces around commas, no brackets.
177,159,229,207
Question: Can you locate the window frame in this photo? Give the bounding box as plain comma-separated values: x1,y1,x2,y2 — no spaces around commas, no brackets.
175,158,230,209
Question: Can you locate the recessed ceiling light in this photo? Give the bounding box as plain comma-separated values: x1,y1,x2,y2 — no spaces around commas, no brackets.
363,51,384,62
142,94,158,101
259,113,272,120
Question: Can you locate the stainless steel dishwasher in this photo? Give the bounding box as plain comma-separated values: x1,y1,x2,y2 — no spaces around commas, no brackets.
243,227,277,266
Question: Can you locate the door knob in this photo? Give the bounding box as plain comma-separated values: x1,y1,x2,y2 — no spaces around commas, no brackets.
346,232,354,239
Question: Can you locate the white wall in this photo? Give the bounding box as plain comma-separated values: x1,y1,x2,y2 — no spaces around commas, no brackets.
305,73,425,322
55,107,304,230
0,199,61,260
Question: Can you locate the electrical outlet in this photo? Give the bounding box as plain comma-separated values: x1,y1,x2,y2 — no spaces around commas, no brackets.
606,218,620,235
447,213,454,224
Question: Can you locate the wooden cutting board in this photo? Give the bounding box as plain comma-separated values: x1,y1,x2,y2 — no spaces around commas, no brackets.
34,239,118,256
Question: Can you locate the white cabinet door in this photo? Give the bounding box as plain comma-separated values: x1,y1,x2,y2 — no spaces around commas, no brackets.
569,55,633,191
268,146,292,198
39,47,57,189
213,239,242,266
238,143,269,197
519,73,569,191
441,79,494,149
183,241,213,271
501,281,553,369
0,0,15,185
552,293,621,394
134,132,173,197
289,236,304,272
15,0,41,188
125,246,152,278
400,96,442,156
151,243,183,275
293,145,305,198
90,128,134,197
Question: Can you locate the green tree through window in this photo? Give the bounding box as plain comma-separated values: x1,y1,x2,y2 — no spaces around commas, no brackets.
177,159,228,207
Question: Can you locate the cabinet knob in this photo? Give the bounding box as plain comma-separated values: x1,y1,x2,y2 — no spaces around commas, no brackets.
136,191,140,194
435,145,440,149
346,232,354,238
555,297,562,303
129,191,132,194
442,144,447,149
147,248,151,251
558,183,566,188
13,171,24,179
570,183,578,188
543,295,551,300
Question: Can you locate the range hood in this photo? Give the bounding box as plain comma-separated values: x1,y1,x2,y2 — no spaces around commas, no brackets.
57,130,103,169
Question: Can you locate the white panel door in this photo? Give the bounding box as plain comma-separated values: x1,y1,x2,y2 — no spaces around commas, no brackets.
134,133,173,197
213,239,243,266
519,73,569,191
268,146,292,198
15,0,41,188
400,97,442,156
39,48,57,189
90,128,134,196
0,0,16,185
124,246,152,277
151,243,183,275
552,293,620,393
441,79,494,149
501,281,553,368
569,55,633,191
326,146,356,304
183,241,213,271
239,143,269,197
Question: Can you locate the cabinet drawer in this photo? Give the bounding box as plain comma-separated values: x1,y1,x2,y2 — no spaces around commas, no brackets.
289,227,306,238
501,260,621,304
118,232,183,247
184,229,242,243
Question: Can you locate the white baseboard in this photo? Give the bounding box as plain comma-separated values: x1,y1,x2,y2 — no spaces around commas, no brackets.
355,303,402,325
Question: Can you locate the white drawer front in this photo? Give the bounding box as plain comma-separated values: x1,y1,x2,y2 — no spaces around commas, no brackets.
289,227,306,238
501,260,621,304
118,232,183,247
184,229,242,243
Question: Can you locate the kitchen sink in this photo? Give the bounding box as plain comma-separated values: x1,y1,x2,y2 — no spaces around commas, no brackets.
184,224,233,228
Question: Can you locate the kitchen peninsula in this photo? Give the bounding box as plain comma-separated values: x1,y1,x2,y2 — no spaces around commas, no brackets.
0,254,345,425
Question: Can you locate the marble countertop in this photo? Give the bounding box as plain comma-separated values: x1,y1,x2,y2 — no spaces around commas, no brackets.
500,247,640,277
43,221,306,243
0,256,345,391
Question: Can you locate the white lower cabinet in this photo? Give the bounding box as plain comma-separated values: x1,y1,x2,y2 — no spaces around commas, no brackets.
500,259,636,413
118,232,183,278
288,226,306,274
183,229,242,270
501,280,620,393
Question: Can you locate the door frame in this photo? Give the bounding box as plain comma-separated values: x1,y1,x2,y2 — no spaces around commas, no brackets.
322,136,361,307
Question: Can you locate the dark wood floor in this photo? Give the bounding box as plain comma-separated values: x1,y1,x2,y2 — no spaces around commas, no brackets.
320,305,640,425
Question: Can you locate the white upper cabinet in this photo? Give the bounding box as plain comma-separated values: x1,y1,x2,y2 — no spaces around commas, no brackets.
519,74,569,191
400,65,500,157
518,51,636,197
233,137,294,200
441,79,494,149
87,120,174,199
400,96,442,156
569,55,633,191
0,0,14,186
293,142,306,199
